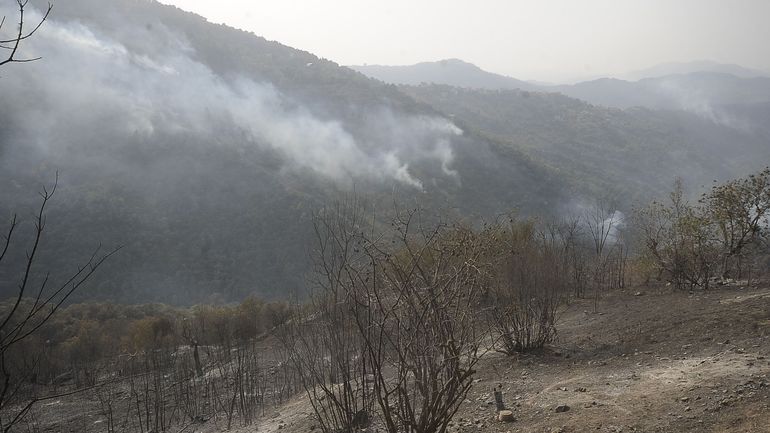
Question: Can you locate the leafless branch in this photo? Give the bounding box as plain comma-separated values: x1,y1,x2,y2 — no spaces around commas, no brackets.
0,0,52,67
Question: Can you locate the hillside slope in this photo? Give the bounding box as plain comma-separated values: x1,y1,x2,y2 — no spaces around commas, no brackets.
0,0,563,304
402,84,770,201
623,60,768,80
552,72,770,111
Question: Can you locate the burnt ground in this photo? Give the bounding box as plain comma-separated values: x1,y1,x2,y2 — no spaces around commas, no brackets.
17,283,770,433
247,284,770,433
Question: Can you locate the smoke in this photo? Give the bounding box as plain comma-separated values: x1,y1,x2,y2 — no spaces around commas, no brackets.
602,210,626,245
653,77,752,132
559,201,627,246
0,7,462,189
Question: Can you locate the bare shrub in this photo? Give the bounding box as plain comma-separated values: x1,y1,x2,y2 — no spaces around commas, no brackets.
350,210,487,433
485,218,566,354
282,198,374,433
287,200,489,433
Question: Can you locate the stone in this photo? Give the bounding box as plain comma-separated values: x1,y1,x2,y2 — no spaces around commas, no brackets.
497,410,515,422
555,405,570,413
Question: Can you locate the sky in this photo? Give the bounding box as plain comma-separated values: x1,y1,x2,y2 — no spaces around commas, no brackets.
146,1,768,83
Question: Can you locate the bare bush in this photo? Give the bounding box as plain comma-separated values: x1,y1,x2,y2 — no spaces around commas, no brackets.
288,200,489,433
282,198,374,433
351,211,487,433
486,218,566,354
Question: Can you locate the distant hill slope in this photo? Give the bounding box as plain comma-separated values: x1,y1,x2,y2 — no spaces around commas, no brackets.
551,72,770,112
350,59,538,91
623,60,768,80
351,58,770,118
402,84,770,200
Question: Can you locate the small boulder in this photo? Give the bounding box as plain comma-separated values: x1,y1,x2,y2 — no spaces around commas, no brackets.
497,410,515,422
555,405,570,413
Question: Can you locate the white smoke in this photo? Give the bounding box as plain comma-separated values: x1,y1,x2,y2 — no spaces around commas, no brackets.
653,77,751,132
0,8,462,189
602,210,626,245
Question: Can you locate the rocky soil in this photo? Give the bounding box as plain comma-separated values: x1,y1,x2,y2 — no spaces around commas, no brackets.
246,284,770,433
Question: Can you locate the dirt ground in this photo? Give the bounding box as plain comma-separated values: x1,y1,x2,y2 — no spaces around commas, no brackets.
18,283,770,432
245,284,770,433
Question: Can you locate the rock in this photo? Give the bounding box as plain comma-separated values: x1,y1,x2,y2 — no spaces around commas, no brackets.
575,387,587,392
497,410,515,422
555,405,570,413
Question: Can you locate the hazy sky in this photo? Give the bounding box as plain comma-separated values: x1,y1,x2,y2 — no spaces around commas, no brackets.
160,0,769,83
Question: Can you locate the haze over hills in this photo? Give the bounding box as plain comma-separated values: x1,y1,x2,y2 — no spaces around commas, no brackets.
622,60,769,80
402,84,770,200
1,0,768,305
350,59,539,91
353,58,770,127
550,72,770,113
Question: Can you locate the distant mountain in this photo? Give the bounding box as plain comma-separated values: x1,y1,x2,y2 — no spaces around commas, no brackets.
550,73,770,125
623,60,768,80
401,84,770,201
352,59,770,122
350,59,538,91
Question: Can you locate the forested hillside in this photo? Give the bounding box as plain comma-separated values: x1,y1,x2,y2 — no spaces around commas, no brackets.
0,0,564,304
402,84,770,200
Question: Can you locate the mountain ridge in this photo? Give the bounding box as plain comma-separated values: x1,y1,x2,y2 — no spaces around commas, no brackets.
351,58,770,113
350,58,538,91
